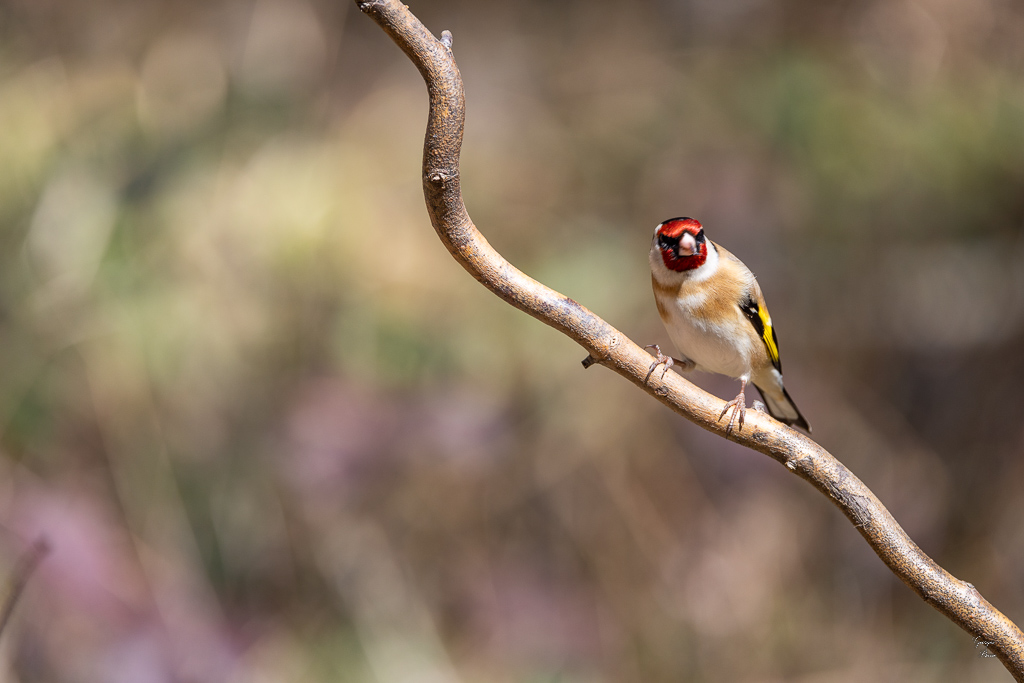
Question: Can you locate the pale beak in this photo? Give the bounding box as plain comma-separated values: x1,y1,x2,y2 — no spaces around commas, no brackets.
679,232,698,256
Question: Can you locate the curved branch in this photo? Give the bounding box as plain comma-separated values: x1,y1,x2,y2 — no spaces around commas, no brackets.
353,1,1024,678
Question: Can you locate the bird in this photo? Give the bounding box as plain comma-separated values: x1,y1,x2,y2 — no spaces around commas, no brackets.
648,216,810,434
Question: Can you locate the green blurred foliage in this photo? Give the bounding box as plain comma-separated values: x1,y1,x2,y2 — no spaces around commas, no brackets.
0,0,1020,681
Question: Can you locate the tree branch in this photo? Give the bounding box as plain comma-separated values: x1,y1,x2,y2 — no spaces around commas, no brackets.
352,1,1024,678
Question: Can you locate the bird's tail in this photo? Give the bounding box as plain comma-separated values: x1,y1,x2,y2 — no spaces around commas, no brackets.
753,376,811,433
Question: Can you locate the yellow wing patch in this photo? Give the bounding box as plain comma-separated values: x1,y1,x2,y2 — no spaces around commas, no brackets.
759,306,779,366
739,296,781,371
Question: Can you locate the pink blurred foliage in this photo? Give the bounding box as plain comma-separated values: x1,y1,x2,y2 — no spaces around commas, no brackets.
459,557,611,673
283,377,508,505
7,478,240,682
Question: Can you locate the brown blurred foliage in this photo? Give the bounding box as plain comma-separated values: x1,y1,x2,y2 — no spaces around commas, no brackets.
0,0,1021,680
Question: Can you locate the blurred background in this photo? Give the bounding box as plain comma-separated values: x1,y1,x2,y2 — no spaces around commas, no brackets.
0,0,1021,680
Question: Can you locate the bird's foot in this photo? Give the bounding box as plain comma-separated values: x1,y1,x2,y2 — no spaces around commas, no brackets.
718,379,748,434
643,345,672,383
643,345,693,383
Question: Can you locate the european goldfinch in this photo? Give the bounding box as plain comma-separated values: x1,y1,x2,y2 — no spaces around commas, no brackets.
648,217,810,434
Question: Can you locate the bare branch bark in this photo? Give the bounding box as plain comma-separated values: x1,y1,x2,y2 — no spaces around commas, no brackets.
352,0,1024,678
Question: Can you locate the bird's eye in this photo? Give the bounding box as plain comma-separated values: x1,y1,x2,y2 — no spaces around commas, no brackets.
658,233,678,251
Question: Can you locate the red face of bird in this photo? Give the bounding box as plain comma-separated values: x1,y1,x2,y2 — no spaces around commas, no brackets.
653,217,707,272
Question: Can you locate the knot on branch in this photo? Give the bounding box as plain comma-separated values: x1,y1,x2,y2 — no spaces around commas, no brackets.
441,30,453,51
426,169,458,185
356,0,385,11
784,452,812,473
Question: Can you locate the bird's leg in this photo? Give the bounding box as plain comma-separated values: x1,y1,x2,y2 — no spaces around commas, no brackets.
719,378,748,434
643,345,693,383
644,345,672,383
